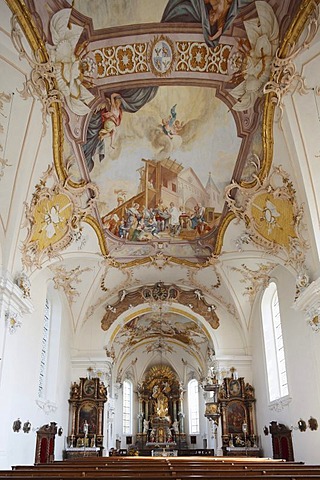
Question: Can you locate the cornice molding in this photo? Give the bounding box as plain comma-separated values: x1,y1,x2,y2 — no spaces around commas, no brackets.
0,272,34,325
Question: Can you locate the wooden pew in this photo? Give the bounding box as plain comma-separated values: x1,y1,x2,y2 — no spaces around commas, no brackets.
2,456,320,480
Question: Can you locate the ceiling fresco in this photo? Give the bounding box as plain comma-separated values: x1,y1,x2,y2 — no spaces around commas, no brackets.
110,311,210,364
88,85,239,241
11,0,304,268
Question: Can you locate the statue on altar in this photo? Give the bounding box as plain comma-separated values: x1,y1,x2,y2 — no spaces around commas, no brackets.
136,365,187,448
143,419,149,434
152,382,171,419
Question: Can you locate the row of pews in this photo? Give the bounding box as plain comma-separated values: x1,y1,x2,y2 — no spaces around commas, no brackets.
0,456,320,479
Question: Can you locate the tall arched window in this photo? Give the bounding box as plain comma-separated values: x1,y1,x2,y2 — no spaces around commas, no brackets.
188,379,200,434
123,380,132,435
38,286,63,403
261,282,288,402
38,298,51,398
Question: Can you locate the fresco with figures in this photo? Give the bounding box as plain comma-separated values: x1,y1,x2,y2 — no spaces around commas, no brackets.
16,0,301,264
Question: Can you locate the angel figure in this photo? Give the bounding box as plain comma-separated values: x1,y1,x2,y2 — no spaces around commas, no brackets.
99,93,123,149
161,104,184,139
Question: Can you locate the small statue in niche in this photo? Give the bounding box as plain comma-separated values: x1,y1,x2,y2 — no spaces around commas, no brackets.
76,437,83,447
99,381,107,398
172,420,179,434
83,420,89,437
234,434,245,447
143,419,149,434
71,382,80,398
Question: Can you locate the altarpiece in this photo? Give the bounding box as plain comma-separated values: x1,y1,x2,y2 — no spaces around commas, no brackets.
65,377,107,457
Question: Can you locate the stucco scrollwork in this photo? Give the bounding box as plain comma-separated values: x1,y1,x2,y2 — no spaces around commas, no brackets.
231,262,276,304
10,15,62,135
5,310,22,334
21,165,99,269
101,282,219,332
46,8,95,116
263,2,320,121
225,165,309,291
0,92,13,180
49,265,91,305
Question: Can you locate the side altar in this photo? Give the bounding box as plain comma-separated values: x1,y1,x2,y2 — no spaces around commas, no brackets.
64,376,107,459
136,365,188,450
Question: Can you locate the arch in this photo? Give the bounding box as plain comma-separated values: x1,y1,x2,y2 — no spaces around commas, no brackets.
105,302,217,349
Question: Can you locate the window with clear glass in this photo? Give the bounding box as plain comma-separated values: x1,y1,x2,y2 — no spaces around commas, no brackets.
261,282,288,402
188,379,200,434
123,380,132,434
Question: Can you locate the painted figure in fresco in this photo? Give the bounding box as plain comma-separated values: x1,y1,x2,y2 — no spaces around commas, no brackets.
190,203,205,229
114,189,127,206
162,0,254,48
144,215,160,239
168,202,181,236
118,219,130,239
205,0,233,41
99,93,123,149
126,202,142,240
154,199,170,232
162,104,183,138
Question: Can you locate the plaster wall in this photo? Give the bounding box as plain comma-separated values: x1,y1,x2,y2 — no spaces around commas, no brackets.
250,266,320,463
0,271,73,469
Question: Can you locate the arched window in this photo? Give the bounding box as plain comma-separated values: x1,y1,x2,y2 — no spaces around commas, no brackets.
38,298,51,398
261,282,288,402
188,379,200,434
123,380,132,435
38,286,63,403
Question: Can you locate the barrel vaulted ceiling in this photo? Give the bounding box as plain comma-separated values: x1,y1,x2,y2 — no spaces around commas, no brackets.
1,0,320,378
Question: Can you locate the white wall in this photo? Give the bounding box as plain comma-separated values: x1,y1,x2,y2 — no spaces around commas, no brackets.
0,271,73,469
250,266,320,463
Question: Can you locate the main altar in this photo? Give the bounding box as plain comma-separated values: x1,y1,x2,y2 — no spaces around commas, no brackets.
136,365,188,450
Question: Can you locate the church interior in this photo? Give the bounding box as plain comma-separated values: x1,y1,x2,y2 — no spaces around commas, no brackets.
1,0,320,475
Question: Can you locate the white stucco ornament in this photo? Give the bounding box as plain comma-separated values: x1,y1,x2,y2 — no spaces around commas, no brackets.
46,8,94,115
230,1,279,111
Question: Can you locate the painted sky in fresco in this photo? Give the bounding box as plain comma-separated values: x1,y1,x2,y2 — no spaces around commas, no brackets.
74,0,168,29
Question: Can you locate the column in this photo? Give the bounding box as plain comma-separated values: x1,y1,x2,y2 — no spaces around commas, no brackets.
97,405,104,436
173,400,177,422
